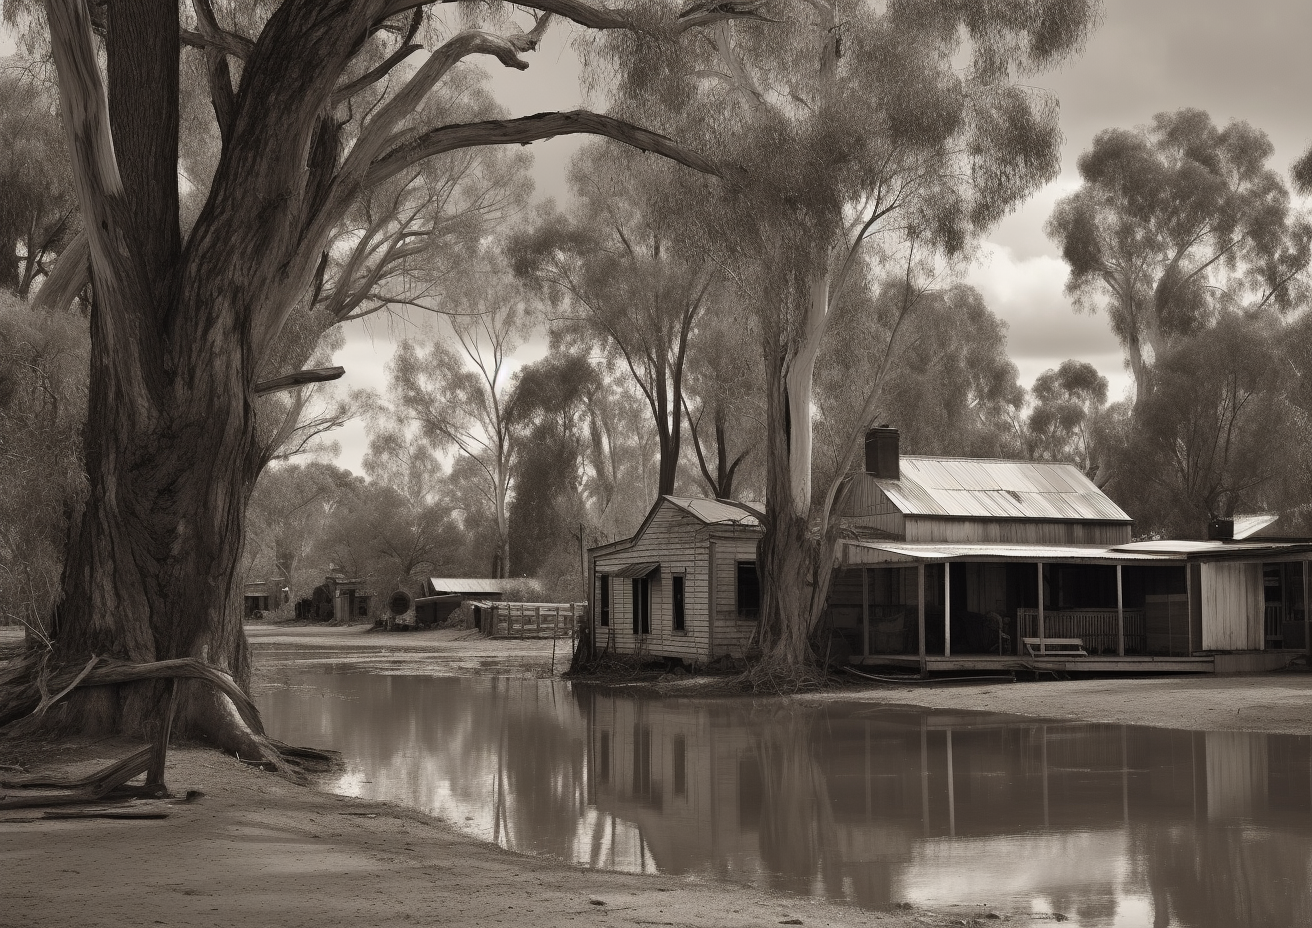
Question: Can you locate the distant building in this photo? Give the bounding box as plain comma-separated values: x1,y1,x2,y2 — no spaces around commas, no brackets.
414,577,542,628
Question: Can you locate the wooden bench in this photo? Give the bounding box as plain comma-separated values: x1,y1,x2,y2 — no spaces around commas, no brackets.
1023,637,1088,657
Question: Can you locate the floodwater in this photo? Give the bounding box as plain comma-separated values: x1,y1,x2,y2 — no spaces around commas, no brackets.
256,658,1312,928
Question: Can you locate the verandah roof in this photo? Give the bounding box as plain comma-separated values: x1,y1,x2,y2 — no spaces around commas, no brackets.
842,539,1312,567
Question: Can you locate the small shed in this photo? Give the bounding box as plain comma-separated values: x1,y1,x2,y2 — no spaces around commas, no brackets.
589,496,765,664
414,577,541,628
242,578,287,616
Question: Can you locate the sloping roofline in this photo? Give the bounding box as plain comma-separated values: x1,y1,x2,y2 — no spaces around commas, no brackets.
867,455,1133,523
588,495,764,557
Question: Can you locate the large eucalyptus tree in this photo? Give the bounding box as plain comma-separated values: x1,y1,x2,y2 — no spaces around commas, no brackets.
0,0,715,757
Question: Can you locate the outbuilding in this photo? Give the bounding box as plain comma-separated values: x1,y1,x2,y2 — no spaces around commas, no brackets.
589,496,765,665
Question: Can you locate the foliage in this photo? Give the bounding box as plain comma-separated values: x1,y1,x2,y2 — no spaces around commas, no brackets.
0,293,87,637
0,65,77,298
1047,109,1312,394
1102,313,1299,537
511,141,723,496
365,251,533,577
1024,359,1110,477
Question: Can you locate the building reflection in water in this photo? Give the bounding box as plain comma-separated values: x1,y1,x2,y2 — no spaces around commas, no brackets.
259,670,1312,927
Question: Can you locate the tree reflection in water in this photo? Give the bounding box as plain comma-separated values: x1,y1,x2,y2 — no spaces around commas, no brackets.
260,669,1312,926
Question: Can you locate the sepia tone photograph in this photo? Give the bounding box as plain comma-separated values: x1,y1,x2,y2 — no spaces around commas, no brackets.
2,0,1311,925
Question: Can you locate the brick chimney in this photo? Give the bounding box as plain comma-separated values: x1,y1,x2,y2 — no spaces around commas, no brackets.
864,427,899,480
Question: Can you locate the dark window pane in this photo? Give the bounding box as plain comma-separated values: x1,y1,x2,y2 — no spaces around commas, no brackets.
673,575,686,631
599,575,610,627
737,561,760,618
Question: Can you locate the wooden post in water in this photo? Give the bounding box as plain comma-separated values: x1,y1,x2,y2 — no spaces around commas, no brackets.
536,605,542,638
1116,565,1125,657
944,562,951,657
1037,562,1046,654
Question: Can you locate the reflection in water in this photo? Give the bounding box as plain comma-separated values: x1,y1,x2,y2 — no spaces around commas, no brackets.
258,669,1312,928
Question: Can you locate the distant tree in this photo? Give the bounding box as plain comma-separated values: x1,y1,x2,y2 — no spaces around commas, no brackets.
242,462,354,605
1047,110,1312,398
1024,360,1110,478
1105,313,1297,537
0,293,86,641
871,283,1026,461
681,294,764,500
367,255,531,578
511,142,722,497
314,478,456,599
0,69,77,299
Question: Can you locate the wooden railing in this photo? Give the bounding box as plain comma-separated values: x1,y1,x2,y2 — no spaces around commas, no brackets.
473,601,584,639
1017,608,1145,656
1264,602,1283,641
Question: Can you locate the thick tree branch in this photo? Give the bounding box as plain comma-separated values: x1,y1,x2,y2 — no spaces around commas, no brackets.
43,0,123,276
333,7,424,104
367,110,722,188
379,0,630,30
192,0,238,144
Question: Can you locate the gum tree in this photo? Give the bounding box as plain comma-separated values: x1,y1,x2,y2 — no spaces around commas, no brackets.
0,0,716,757
1047,110,1312,400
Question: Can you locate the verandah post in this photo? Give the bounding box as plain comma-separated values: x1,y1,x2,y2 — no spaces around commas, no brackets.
943,562,951,658
861,568,869,658
1303,558,1310,657
918,563,927,676
1037,562,1046,655
1116,564,1125,657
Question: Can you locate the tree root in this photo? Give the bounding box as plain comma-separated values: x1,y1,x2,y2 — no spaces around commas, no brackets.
0,652,339,786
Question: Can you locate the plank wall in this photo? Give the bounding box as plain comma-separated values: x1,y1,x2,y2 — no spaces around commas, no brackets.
1200,562,1264,650
904,518,1132,545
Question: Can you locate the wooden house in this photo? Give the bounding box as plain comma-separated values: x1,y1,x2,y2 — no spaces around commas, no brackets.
830,428,1312,674
589,496,765,665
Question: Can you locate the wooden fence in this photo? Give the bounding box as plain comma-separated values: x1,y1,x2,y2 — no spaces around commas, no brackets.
471,601,584,639
1017,608,1145,655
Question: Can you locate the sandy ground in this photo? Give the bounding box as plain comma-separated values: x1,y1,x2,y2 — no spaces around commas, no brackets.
0,743,1019,928
3,621,1311,927
803,671,1312,735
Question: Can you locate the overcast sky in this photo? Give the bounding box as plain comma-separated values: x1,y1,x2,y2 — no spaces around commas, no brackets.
7,1,1311,471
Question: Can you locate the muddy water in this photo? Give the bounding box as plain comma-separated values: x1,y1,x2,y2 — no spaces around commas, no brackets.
256,664,1312,927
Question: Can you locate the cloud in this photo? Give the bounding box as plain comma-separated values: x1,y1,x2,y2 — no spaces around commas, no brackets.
965,242,1133,401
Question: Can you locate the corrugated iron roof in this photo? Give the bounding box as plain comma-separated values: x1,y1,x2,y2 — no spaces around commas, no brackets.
873,456,1132,523
426,578,537,595
664,496,763,527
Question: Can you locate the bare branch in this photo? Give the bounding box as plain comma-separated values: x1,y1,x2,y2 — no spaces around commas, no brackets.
367,110,722,188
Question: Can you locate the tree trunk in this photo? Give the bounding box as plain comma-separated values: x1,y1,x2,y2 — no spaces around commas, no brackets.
50,280,264,749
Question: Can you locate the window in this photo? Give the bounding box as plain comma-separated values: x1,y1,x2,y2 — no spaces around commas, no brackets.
599,575,611,627
672,575,686,632
736,560,761,619
632,576,651,635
